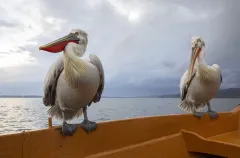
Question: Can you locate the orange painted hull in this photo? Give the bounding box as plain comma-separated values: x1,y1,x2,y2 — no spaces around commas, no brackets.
1,105,240,158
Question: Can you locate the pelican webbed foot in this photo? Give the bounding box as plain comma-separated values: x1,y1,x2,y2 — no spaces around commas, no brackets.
80,120,97,133
61,121,78,136
193,111,205,119
207,110,218,119
80,105,97,133
207,102,218,119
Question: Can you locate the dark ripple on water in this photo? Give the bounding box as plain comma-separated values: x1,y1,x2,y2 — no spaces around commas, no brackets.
0,98,239,135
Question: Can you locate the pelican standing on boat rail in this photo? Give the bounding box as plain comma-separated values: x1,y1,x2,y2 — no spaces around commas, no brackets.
179,36,222,119
39,29,105,136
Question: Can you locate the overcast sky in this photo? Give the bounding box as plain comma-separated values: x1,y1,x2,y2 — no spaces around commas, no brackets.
0,0,239,96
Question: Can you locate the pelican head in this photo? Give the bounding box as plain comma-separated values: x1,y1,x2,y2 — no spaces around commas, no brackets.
191,36,205,49
39,29,88,53
188,36,205,82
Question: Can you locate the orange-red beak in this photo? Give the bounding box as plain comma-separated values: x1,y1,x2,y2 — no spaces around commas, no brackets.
39,33,80,53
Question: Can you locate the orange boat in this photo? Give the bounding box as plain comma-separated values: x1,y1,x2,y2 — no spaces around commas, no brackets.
1,105,240,158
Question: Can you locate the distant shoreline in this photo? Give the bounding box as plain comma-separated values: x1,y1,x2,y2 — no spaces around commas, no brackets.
0,96,239,99
1,88,240,98
0,96,42,98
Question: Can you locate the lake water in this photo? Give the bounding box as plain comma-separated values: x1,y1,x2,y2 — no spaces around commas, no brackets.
0,98,239,135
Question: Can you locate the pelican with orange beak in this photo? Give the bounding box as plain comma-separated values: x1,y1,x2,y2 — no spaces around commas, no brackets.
39,29,104,136
179,36,222,119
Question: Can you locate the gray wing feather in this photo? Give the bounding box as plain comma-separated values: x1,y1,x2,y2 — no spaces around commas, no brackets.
43,56,64,106
220,73,223,83
181,72,196,101
89,54,105,103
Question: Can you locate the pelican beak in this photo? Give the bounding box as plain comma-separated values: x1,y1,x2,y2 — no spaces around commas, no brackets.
188,47,201,82
39,33,80,53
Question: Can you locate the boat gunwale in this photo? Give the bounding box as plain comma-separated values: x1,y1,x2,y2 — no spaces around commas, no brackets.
0,104,239,158
0,105,239,137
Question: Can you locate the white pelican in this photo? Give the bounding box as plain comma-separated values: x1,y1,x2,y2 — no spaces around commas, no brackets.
39,29,105,136
179,36,222,119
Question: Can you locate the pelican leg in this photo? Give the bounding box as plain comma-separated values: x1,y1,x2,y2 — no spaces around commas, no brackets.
207,102,218,119
61,111,78,136
193,110,205,119
80,106,97,133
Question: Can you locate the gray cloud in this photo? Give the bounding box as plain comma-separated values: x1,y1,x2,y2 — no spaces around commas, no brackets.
0,0,240,96
0,20,18,28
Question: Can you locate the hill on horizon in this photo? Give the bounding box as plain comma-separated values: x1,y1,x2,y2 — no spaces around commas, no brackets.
158,88,240,98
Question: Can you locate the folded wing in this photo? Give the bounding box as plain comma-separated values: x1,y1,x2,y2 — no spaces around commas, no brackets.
43,56,64,106
89,54,105,103
180,70,196,101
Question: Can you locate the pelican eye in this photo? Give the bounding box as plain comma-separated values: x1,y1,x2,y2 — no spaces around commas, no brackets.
74,32,79,36
194,42,198,48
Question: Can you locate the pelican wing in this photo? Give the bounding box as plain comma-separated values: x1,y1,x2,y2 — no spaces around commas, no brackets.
211,64,223,84
180,70,196,101
43,56,64,106
220,73,222,83
89,54,105,103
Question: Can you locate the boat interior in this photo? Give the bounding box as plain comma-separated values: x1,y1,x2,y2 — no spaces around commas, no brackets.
1,105,240,158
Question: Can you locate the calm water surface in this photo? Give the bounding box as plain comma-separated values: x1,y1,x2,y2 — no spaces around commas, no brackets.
0,98,239,135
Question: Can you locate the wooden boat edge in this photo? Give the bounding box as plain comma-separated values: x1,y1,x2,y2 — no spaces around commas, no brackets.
0,104,239,158
6,108,238,135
